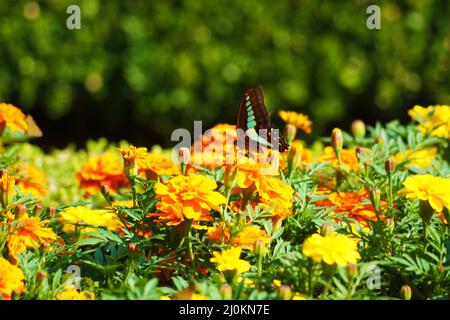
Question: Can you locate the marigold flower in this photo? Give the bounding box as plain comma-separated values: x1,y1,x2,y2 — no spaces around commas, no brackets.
117,145,148,176
76,152,129,196
278,110,312,134
56,287,95,300
4,213,57,259
150,175,226,228
302,232,361,267
319,146,360,171
210,246,251,274
315,190,384,227
58,206,123,234
231,225,271,249
399,174,450,212
0,257,26,299
12,162,48,197
394,148,437,169
235,161,277,190
0,103,28,132
256,176,294,222
408,105,450,139
207,222,231,243
137,153,181,179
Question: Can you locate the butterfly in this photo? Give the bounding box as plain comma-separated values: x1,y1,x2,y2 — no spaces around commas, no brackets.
236,85,289,153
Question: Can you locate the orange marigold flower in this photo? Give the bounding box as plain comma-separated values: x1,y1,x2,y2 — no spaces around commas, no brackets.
76,152,129,197
0,103,28,132
319,146,360,171
236,161,277,190
13,162,48,197
137,153,181,179
4,213,57,259
231,225,271,250
278,110,312,134
116,145,148,167
256,176,294,222
207,222,231,243
150,175,227,228
315,190,385,227
0,257,26,300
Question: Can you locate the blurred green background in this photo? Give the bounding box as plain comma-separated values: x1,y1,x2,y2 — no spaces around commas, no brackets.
1,0,449,149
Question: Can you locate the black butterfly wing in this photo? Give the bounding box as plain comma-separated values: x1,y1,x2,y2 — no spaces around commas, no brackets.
236,85,289,152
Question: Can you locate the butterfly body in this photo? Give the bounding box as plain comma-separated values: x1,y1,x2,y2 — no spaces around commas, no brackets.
236,85,289,153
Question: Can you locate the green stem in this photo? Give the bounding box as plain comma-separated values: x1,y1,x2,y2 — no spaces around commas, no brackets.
186,220,198,275
388,174,393,209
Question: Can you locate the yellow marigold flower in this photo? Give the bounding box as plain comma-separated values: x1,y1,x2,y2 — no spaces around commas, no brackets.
319,146,360,171
272,279,282,287
56,287,95,300
399,174,450,212
302,232,361,267
58,206,123,234
13,162,48,197
190,293,209,300
256,176,294,222
292,293,308,300
0,103,28,132
231,225,271,249
210,246,251,274
409,105,450,139
394,148,437,169
0,257,26,300
278,110,312,134
76,152,129,197
150,175,226,228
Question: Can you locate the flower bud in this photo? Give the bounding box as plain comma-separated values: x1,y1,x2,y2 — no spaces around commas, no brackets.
224,165,238,191
33,204,43,216
46,206,56,217
437,264,444,272
351,120,366,138
331,128,344,154
278,285,292,300
100,184,110,196
127,242,141,254
320,223,334,237
254,239,267,257
375,135,384,144
284,124,297,144
346,263,358,278
220,284,233,300
400,285,412,300
14,205,26,218
369,188,381,211
36,270,48,282
385,157,396,175
386,218,395,231
178,147,191,165
287,142,303,170
355,146,365,158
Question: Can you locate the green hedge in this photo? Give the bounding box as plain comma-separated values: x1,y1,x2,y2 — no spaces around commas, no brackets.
1,0,449,142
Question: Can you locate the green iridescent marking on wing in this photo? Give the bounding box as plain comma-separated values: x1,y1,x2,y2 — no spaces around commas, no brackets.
247,119,257,128
246,128,272,147
247,109,254,116
246,101,251,107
